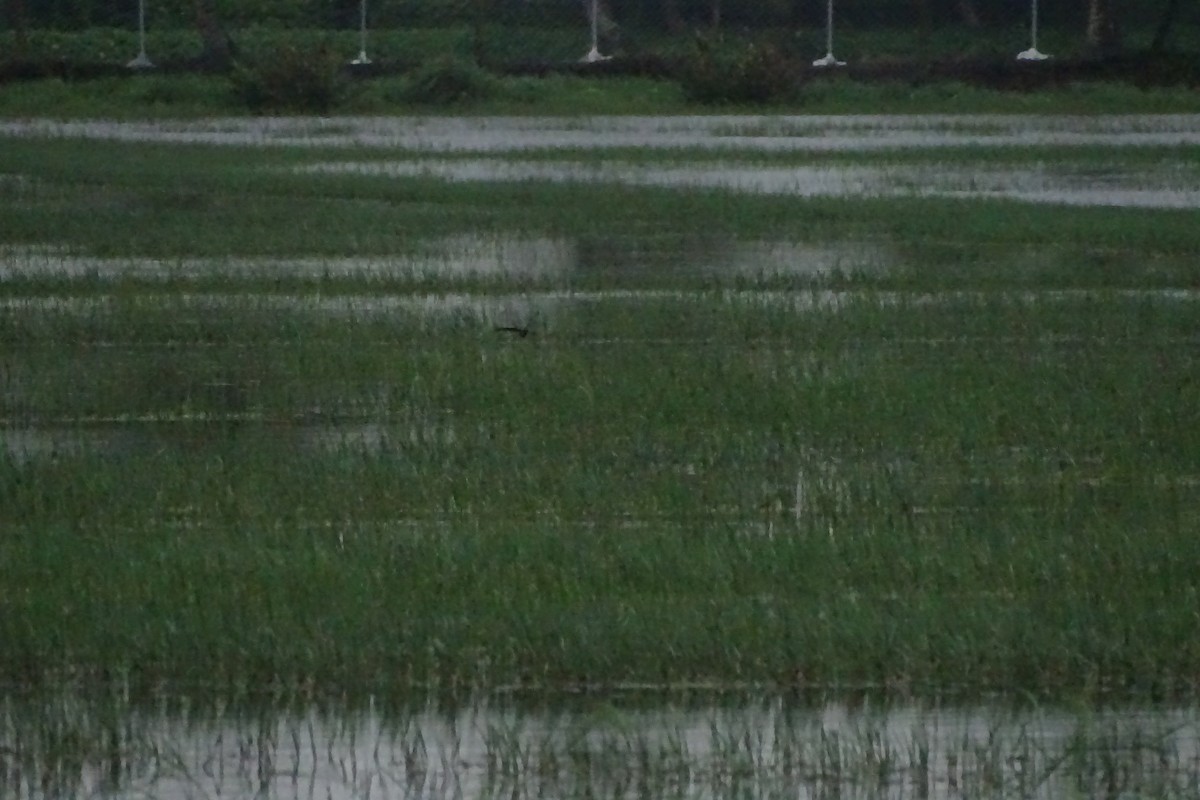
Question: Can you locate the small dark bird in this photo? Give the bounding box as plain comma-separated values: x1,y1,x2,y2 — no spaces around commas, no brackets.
493,326,532,338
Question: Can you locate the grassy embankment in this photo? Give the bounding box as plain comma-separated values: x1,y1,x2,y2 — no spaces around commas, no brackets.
1,132,1198,697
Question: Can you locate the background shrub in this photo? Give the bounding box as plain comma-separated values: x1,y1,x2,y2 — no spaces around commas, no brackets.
676,35,800,105
399,55,500,105
229,43,348,112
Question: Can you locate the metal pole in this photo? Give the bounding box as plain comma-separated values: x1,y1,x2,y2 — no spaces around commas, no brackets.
1017,0,1050,60
813,0,844,66
581,0,609,63
127,0,154,69
351,0,371,64
826,0,833,55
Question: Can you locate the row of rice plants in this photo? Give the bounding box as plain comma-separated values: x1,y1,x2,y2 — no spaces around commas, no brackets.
4,287,1198,691
3,137,1200,283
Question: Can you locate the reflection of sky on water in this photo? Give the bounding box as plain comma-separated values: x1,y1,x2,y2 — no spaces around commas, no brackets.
0,235,894,282
4,116,1197,212
0,236,575,281
2,421,458,465
3,695,1198,800
300,158,1200,209
3,287,1198,321
4,114,1200,152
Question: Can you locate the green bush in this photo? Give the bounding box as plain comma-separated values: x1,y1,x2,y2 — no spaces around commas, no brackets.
398,55,500,105
229,43,348,112
676,35,800,105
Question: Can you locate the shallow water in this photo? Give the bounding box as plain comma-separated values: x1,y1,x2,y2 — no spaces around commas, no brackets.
1,420,460,465
0,236,894,282
6,116,1196,211
3,286,1197,324
0,237,575,281
4,114,1200,152
299,158,1200,209
3,692,1198,800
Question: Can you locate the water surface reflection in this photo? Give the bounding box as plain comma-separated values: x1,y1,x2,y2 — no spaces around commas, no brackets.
0,235,894,283
4,114,1200,152
301,158,1200,209
3,692,1197,800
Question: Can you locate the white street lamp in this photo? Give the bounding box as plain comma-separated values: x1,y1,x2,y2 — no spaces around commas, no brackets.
1017,0,1051,60
127,0,154,69
351,0,371,65
812,0,845,67
580,0,610,63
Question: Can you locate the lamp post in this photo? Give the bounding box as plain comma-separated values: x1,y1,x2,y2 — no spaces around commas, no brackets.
127,0,154,69
580,0,610,63
1017,0,1051,60
812,0,845,67
351,0,371,65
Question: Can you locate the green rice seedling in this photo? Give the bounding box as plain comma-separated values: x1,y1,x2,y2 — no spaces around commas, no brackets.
4,136,1200,278
2,120,1200,700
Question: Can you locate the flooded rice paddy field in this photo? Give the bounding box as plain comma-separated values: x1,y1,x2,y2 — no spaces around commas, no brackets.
2,115,1200,798
3,114,1200,212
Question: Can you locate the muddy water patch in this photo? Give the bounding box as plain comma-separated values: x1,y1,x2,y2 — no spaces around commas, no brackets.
301,158,1200,209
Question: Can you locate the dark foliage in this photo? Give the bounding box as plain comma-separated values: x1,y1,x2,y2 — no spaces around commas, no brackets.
399,55,499,105
676,35,800,105
229,44,348,112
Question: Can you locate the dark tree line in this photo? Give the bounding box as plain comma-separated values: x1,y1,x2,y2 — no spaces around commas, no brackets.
4,0,1196,61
